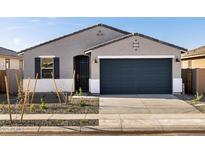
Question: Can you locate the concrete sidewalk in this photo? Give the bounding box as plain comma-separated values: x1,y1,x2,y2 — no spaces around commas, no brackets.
1,114,205,134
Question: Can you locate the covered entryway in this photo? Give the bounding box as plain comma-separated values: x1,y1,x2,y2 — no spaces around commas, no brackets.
100,58,172,94
74,55,89,92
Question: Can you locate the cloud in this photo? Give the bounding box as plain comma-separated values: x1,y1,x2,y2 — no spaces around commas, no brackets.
7,26,22,30
11,38,41,51
48,17,57,19
13,38,28,50
47,22,55,26
30,19,40,22
63,22,86,28
13,38,22,45
70,23,85,27
7,26,18,30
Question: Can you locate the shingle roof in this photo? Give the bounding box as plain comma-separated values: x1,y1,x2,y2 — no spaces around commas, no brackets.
0,47,17,56
84,33,187,52
182,45,205,59
18,23,187,54
18,23,130,53
84,34,133,53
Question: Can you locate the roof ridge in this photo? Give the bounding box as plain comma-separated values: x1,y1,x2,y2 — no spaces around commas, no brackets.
182,45,205,58
0,46,16,53
84,34,132,52
133,33,187,51
189,45,205,52
85,32,187,52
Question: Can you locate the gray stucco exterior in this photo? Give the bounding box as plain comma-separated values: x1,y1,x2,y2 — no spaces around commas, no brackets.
23,25,126,79
22,24,185,94
90,35,182,79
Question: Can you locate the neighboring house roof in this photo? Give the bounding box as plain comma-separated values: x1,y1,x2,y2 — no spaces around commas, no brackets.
182,45,205,59
19,23,130,53
0,47,18,57
85,33,187,53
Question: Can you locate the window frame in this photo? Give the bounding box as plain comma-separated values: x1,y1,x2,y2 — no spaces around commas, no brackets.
40,58,54,79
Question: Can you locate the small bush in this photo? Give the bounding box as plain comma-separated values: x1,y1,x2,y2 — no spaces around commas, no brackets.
79,88,83,96
1,101,5,111
67,106,73,113
29,104,35,112
79,88,86,107
18,103,23,110
40,98,48,111
80,102,86,107
192,92,203,104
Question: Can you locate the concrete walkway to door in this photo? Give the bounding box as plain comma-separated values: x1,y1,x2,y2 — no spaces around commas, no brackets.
99,95,200,114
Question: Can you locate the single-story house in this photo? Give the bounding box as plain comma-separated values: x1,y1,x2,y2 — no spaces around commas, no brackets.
0,47,22,70
20,23,187,94
181,46,205,94
0,47,23,93
182,46,205,68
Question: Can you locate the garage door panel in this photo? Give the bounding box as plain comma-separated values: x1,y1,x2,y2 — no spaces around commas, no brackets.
100,59,172,94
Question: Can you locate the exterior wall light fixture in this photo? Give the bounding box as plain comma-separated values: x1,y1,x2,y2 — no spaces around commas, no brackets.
175,56,180,62
93,58,98,63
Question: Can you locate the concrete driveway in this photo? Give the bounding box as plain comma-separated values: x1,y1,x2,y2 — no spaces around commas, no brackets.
99,95,200,114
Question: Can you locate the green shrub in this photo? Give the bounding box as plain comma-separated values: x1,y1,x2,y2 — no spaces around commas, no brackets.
40,98,48,111
29,104,35,112
67,106,73,113
75,90,79,96
1,101,5,111
79,88,83,96
192,92,203,104
80,102,86,107
18,103,23,110
79,88,86,107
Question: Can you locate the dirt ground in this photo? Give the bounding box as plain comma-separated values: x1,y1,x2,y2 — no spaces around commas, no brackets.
0,93,99,114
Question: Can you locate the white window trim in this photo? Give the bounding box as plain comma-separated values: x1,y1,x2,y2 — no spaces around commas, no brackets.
39,55,55,58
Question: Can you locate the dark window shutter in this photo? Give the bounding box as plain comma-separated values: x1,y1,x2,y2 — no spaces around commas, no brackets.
34,57,41,79
54,57,60,79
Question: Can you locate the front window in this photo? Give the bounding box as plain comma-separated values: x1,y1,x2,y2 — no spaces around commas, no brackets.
5,59,10,69
41,58,54,78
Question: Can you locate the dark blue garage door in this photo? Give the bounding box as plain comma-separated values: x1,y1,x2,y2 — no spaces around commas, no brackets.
100,59,172,94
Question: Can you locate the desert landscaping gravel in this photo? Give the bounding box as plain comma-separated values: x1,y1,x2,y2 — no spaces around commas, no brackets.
0,119,99,127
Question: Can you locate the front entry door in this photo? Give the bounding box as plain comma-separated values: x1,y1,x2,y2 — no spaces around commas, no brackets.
74,56,89,92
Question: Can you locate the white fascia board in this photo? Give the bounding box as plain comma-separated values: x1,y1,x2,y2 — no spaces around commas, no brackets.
181,53,205,59
85,50,92,54
98,55,175,59
39,55,56,58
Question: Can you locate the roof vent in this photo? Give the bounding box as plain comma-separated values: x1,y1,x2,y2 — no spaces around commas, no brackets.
133,39,140,50
97,30,103,36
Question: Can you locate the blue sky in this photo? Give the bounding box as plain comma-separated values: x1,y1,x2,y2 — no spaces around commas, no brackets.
0,17,205,51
